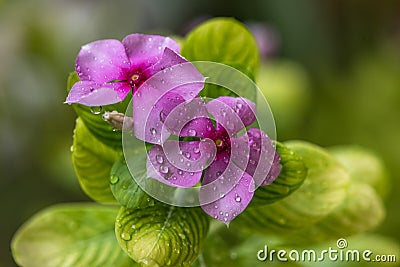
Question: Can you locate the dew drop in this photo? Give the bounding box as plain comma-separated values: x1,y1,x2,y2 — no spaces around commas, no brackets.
184,152,191,159
150,128,157,136
156,155,164,164
223,156,229,164
219,192,225,198
193,147,200,154
90,106,102,115
250,159,256,165
187,129,197,136
178,170,183,175
110,175,119,184
159,165,169,174
216,171,222,177
235,195,241,202
159,110,167,122
121,232,132,241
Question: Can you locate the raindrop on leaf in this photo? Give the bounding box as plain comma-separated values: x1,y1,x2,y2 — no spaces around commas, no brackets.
121,232,132,241
90,106,102,115
110,175,119,184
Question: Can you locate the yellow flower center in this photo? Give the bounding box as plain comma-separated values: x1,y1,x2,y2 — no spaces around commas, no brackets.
131,74,140,81
215,139,223,147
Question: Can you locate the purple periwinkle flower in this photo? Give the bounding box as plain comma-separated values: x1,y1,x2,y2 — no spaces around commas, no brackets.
66,33,205,144
145,96,281,224
65,34,202,107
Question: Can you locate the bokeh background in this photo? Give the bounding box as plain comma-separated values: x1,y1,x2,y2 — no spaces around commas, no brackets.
1,0,400,266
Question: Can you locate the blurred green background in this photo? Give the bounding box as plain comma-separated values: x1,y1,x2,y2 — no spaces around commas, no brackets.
1,0,399,266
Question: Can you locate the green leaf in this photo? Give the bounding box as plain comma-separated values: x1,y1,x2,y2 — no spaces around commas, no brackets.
116,204,210,267
182,18,259,77
233,141,349,235
328,145,389,198
110,155,155,209
72,117,119,203
289,182,385,244
12,203,137,267
67,72,131,149
250,142,307,206
182,18,259,98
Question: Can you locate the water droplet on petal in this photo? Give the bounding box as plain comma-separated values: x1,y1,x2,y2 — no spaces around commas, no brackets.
150,128,157,136
219,192,225,198
90,106,102,115
159,110,167,122
187,129,197,136
223,156,229,164
159,165,169,174
216,171,222,177
178,170,183,175
193,147,200,154
110,175,119,184
184,152,191,159
156,155,164,164
235,195,241,202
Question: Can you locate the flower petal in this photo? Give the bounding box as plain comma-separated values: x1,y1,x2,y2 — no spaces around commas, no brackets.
134,91,185,144
162,140,216,173
143,48,205,100
260,151,281,186
133,56,205,143
163,97,215,138
146,144,202,187
199,151,255,224
75,39,130,83
65,81,129,106
122,34,179,70
206,97,255,136
231,128,280,187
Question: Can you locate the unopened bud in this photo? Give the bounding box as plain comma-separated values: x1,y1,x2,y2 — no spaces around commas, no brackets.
102,111,134,132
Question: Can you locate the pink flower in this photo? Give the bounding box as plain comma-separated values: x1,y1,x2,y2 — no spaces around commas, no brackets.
66,34,205,145
65,34,202,107
145,97,281,224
